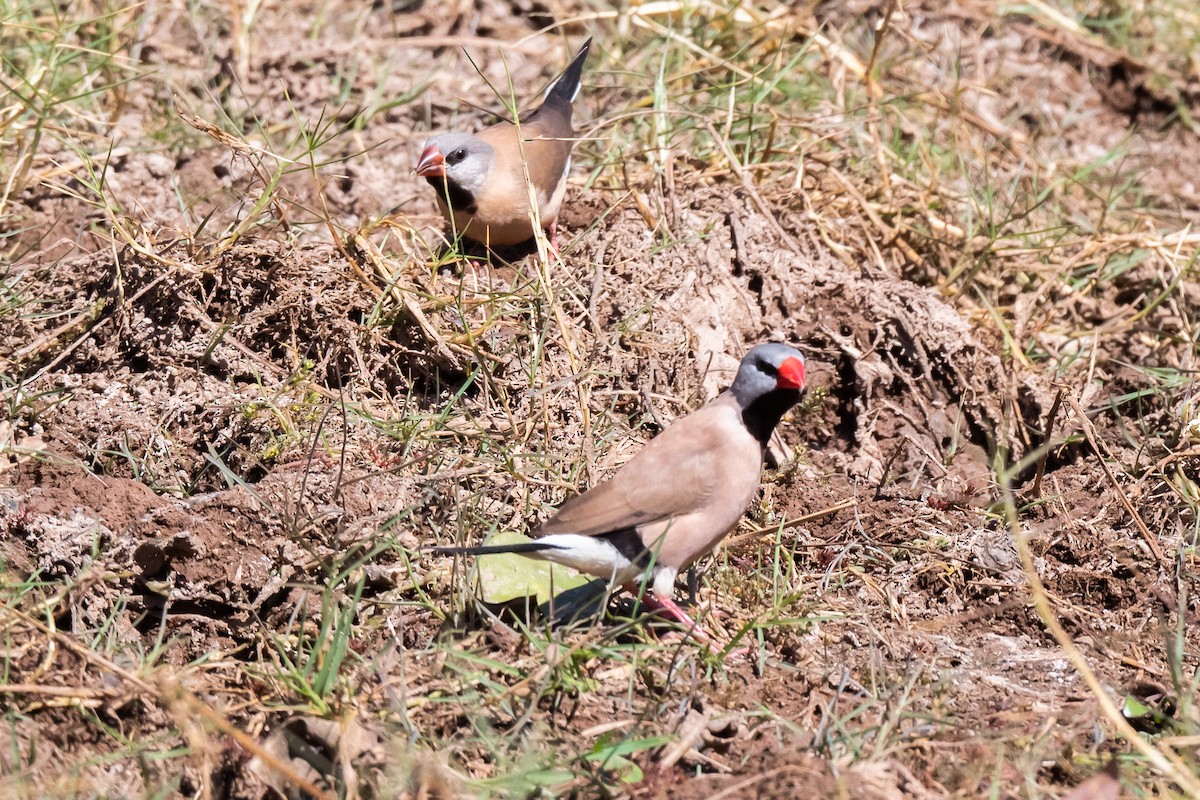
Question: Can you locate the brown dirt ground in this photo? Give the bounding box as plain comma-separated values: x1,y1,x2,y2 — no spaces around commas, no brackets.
3,1,1200,798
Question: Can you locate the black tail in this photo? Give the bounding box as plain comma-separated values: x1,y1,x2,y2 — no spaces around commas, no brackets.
544,37,592,105
428,542,561,557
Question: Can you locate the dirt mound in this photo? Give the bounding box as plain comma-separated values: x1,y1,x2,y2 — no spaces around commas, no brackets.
5,198,1183,796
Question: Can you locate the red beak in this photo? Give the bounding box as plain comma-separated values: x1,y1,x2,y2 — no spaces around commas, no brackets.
776,357,805,390
416,144,445,177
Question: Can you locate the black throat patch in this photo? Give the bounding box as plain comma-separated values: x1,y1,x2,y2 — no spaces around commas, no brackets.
426,176,477,215
742,388,803,446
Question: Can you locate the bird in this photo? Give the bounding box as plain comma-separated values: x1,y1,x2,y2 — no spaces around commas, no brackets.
430,343,807,638
415,37,592,249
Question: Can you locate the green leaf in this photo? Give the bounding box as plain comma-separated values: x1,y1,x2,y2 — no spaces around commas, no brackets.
1122,694,1153,719
588,753,642,784
584,735,671,785
469,531,591,605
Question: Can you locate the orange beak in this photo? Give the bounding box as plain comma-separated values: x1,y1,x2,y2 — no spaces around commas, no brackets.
416,145,445,177
776,357,805,390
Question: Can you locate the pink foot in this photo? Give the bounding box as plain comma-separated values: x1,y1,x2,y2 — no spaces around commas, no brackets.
623,585,711,642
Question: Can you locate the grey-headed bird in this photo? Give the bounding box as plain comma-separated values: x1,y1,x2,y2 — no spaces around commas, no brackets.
431,343,807,637
416,38,591,248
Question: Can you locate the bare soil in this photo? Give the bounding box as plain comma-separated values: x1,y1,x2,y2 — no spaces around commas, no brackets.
3,1,1199,798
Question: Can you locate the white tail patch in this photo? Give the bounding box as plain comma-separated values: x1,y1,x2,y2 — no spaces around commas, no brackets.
527,534,639,582
543,73,583,103
543,51,586,103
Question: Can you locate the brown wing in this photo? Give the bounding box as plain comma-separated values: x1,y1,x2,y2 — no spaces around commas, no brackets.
517,98,575,202
475,101,573,213
535,398,749,538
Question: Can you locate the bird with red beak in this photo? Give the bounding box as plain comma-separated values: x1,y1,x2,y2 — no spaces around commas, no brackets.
416,38,591,249
431,343,808,639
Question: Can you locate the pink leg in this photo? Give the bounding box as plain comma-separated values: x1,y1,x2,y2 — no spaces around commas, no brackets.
623,584,711,642
651,595,712,643
547,220,560,253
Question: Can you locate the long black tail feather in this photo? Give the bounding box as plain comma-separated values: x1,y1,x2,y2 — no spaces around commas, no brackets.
427,542,561,557
544,37,592,105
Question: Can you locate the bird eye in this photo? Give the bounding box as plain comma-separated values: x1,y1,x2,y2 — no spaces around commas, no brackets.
760,360,778,376
447,148,467,165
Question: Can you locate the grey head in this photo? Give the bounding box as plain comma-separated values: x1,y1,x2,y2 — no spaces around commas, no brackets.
415,132,495,198
727,343,807,444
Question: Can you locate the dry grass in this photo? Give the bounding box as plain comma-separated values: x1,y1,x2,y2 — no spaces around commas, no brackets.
2,0,1200,798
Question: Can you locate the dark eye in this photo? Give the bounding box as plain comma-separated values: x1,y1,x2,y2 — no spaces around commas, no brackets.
446,148,467,165
759,359,777,376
